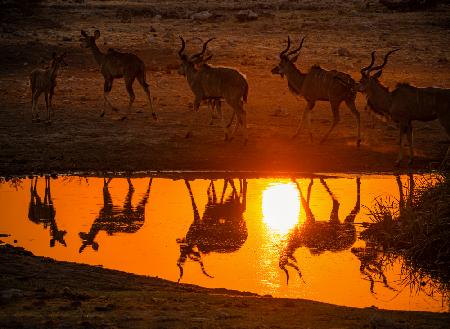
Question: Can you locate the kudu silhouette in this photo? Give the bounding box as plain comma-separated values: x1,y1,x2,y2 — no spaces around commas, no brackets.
28,176,67,247
279,177,361,284
177,179,248,283
79,177,152,253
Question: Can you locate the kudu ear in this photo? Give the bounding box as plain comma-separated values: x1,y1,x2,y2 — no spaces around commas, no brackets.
94,30,100,39
203,54,213,62
372,70,382,79
290,54,299,63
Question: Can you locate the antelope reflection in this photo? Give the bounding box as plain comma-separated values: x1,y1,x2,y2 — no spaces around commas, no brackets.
28,176,67,247
352,174,414,293
177,179,248,283
79,178,152,253
279,177,361,284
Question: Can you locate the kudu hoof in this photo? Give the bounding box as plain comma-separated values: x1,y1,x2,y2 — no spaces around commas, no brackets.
152,113,158,121
100,112,105,118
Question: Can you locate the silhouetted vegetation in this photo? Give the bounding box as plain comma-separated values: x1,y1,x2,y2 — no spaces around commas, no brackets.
361,173,450,298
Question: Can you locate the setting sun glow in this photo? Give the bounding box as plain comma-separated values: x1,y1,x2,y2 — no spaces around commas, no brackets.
262,183,300,234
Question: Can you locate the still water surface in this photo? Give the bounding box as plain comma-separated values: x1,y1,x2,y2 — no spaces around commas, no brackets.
0,174,447,312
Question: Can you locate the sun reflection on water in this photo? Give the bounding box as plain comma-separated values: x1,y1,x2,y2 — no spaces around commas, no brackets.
262,182,300,234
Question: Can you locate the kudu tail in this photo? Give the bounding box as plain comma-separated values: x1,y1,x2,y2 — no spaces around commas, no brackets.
243,83,248,103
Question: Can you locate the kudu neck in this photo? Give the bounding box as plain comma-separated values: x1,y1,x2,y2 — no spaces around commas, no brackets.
185,63,199,88
90,41,106,66
285,62,306,89
366,80,392,115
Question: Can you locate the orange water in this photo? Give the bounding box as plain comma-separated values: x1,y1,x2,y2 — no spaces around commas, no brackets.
0,174,447,312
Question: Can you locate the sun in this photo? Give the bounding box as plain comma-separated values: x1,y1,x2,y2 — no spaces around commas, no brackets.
262,182,300,234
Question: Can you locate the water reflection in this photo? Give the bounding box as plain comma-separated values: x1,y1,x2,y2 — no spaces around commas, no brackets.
79,178,152,253
0,174,447,312
28,176,67,247
262,182,300,233
279,178,360,284
177,179,248,282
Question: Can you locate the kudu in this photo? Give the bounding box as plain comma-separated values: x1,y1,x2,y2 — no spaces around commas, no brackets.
272,36,361,146
80,29,157,120
79,178,152,253
359,50,450,166
28,176,67,247
177,179,248,283
178,37,249,143
30,52,67,123
279,177,360,284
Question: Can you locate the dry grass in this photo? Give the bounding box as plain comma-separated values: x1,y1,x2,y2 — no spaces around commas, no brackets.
361,173,450,300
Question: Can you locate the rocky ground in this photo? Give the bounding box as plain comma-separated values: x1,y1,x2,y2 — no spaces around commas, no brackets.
1,244,449,329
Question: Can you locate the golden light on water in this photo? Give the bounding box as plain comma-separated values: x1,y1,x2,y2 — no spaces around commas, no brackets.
262,182,300,234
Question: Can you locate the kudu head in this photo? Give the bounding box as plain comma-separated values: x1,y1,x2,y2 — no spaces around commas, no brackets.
271,36,305,77
176,238,214,283
80,29,100,49
177,36,215,76
358,49,399,92
48,51,68,70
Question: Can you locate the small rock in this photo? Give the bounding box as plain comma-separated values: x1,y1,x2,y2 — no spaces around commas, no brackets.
191,11,213,21
1,289,24,300
236,10,259,22
337,47,351,57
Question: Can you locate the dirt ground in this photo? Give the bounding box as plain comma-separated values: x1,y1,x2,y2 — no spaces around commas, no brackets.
1,243,449,329
0,1,449,176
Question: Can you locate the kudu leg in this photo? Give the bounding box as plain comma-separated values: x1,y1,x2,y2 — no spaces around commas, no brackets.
49,85,55,115
137,73,157,121
44,92,51,124
217,101,231,141
395,127,406,166
208,100,216,126
345,100,361,147
406,126,414,165
102,79,117,117
229,101,248,144
320,103,340,144
31,91,40,122
121,78,136,121
186,100,201,138
293,101,314,141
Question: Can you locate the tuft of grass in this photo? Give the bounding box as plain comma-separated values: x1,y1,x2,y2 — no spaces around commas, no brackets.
361,173,450,299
